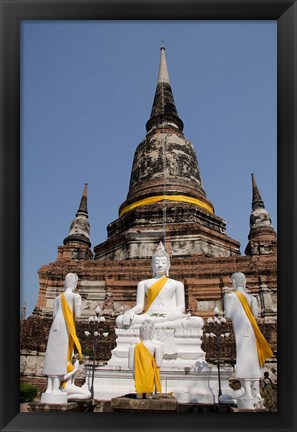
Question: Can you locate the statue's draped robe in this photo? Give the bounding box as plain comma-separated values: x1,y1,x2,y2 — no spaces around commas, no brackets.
134,341,161,394
43,293,82,376
145,276,168,312
224,290,273,379
235,291,273,367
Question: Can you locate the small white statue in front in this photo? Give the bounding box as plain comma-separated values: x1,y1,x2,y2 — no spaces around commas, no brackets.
116,242,204,330
223,272,274,409
60,358,91,401
128,319,163,398
41,273,83,404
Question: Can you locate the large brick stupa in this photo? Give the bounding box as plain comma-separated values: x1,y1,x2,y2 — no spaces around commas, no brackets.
20,47,277,390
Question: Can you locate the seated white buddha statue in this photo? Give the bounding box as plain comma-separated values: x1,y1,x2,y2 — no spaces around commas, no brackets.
116,242,204,330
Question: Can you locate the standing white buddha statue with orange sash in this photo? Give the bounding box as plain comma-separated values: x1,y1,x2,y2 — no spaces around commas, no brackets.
223,272,274,406
116,242,203,330
41,273,83,404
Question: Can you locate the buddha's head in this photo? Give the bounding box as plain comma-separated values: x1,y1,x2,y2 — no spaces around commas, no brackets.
231,272,246,290
65,273,78,291
152,242,170,277
139,319,155,341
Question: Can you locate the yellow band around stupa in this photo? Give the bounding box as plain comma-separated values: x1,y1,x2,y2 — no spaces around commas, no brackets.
120,194,214,218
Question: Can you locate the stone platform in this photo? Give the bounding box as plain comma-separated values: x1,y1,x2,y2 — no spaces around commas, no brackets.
111,393,178,412
83,362,233,404
83,327,233,404
94,398,236,413
27,400,96,412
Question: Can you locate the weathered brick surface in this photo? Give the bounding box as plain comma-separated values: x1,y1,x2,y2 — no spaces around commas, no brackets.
20,316,52,352
202,321,277,364
20,316,117,361
33,254,277,320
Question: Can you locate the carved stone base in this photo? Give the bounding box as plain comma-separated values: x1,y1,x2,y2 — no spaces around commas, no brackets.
28,400,96,412
107,327,205,369
111,393,178,411
82,363,233,404
94,203,241,260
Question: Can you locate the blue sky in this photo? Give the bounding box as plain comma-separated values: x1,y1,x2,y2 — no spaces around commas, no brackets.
21,20,277,317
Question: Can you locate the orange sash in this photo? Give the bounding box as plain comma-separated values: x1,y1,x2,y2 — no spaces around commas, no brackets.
145,276,168,312
235,291,274,367
134,341,161,394
61,293,82,362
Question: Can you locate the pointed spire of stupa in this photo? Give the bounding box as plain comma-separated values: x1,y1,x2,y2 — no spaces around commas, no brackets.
146,46,184,132
63,183,91,247
251,173,265,210
117,46,214,221
77,183,88,216
94,47,241,260
245,174,276,256
20,301,26,323
157,43,170,84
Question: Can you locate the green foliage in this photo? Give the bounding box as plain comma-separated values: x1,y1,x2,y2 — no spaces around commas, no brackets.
82,346,93,357
20,383,38,403
255,382,277,412
261,384,277,412
260,368,277,412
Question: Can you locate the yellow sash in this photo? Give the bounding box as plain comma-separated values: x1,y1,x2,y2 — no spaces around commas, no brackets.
61,293,82,362
235,291,274,367
145,276,168,312
134,341,161,394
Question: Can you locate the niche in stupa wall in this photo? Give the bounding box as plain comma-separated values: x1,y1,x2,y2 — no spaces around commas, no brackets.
46,298,55,312
79,280,106,319
196,299,223,313
171,238,234,258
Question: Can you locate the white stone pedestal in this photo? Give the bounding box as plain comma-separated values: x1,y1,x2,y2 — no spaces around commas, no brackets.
237,396,261,410
107,327,206,369
40,392,68,404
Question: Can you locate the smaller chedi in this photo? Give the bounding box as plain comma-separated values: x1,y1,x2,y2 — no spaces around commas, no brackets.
128,320,163,399
116,241,204,330
223,272,274,410
41,273,85,404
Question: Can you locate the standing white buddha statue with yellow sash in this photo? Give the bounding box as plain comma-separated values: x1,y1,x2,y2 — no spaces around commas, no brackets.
223,272,274,408
41,273,83,404
116,242,204,330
